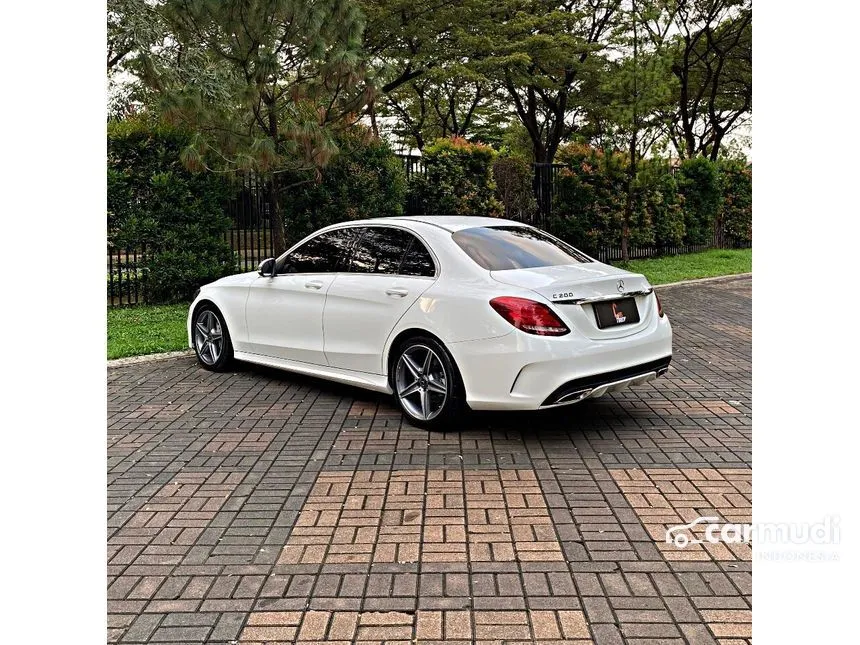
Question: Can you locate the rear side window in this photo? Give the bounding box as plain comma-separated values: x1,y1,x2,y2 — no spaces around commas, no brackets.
452,226,592,271
400,238,436,277
349,227,415,274
280,228,358,274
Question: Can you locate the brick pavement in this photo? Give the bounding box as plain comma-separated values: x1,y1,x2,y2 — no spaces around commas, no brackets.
108,275,752,644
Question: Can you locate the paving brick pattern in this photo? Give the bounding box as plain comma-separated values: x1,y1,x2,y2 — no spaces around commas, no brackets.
108,275,752,644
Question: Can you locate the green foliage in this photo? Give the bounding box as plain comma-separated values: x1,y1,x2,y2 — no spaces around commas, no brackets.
362,1,504,150
108,119,236,304
136,0,368,254
418,137,503,216
637,160,685,247
283,128,407,241
469,1,621,163
499,123,537,162
551,143,749,252
551,144,637,252
717,160,752,245
676,157,721,245
661,2,752,159
493,155,537,222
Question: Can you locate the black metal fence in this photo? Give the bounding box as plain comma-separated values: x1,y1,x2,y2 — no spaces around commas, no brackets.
225,173,275,272
532,163,567,228
400,154,426,216
589,241,713,264
107,244,148,307
107,156,748,306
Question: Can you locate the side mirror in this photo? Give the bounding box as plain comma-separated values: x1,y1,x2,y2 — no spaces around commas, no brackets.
258,258,276,277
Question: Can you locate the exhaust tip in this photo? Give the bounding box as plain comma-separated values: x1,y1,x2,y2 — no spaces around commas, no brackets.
553,388,592,405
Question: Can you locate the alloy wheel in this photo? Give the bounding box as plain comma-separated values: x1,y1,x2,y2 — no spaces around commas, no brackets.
395,344,449,421
194,310,223,366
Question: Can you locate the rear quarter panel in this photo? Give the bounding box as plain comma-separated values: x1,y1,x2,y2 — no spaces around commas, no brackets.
380,223,537,371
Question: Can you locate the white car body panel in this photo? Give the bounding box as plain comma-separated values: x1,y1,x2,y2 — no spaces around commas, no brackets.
323,273,435,373
188,216,673,411
245,273,333,364
233,350,392,393
191,272,257,352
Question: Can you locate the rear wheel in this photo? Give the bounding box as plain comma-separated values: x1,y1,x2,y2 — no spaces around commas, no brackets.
192,304,233,371
392,336,465,430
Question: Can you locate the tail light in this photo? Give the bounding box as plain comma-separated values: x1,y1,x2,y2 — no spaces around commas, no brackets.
656,293,665,317
489,297,570,336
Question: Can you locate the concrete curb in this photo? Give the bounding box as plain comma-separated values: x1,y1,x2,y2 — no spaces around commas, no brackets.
107,272,751,367
653,272,751,290
108,349,193,368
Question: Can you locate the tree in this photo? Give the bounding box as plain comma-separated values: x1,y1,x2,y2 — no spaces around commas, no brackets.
108,0,159,72
134,0,369,254
378,73,492,150
589,0,676,259
360,0,501,148
108,0,171,119
642,0,751,160
475,1,622,164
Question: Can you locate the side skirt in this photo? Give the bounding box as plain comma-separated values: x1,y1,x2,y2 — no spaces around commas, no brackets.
233,351,393,395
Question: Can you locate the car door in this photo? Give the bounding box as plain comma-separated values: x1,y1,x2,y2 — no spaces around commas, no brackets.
323,225,438,374
244,227,358,364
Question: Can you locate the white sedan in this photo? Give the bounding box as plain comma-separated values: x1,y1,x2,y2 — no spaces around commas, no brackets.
188,216,672,428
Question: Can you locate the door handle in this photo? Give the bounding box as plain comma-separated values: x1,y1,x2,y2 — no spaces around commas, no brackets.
386,287,409,298
305,280,324,290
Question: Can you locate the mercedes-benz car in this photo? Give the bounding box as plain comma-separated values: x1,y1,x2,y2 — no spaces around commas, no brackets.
188,216,672,428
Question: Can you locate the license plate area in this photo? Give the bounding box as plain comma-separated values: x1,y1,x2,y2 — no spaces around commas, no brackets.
593,297,640,329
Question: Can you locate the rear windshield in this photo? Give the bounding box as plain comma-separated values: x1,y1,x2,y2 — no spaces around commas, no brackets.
452,226,592,271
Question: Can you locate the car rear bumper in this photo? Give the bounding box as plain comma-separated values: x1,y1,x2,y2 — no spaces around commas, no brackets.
540,355,671,407
448,313,672,411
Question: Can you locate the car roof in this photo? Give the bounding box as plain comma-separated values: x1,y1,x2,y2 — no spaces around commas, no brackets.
361,215,530,232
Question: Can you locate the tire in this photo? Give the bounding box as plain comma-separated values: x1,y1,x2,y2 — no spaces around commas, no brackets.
192,303,234,371
391,335,466,430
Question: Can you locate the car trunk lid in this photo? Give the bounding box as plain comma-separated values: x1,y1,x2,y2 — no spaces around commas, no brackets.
490,264,656,339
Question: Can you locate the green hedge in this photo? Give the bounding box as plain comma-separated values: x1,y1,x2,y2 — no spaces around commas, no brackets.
551,144,653,251
282,127,407,241
414,137,503,217
676,156,721,245
550,142,750,252
493,154,538,221
717,160,752,245
108,119,236,304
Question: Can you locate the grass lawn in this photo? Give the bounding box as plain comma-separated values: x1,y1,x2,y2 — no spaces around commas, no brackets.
108,304,189,359
616,248,751,285
106,248,751,359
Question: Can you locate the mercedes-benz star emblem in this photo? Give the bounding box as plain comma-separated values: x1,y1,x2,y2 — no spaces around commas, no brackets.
617,279,625,293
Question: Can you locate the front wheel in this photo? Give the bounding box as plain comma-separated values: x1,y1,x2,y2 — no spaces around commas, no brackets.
192,304,234,371
392,336,465,430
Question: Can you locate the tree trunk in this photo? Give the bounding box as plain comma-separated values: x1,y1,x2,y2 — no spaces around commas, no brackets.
369,99,379,138
622,139,634,263
622,176,633,262
262,91,286,256
268,176,286,257
532,139,549,164
623,0,640,264
708,126,724,161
